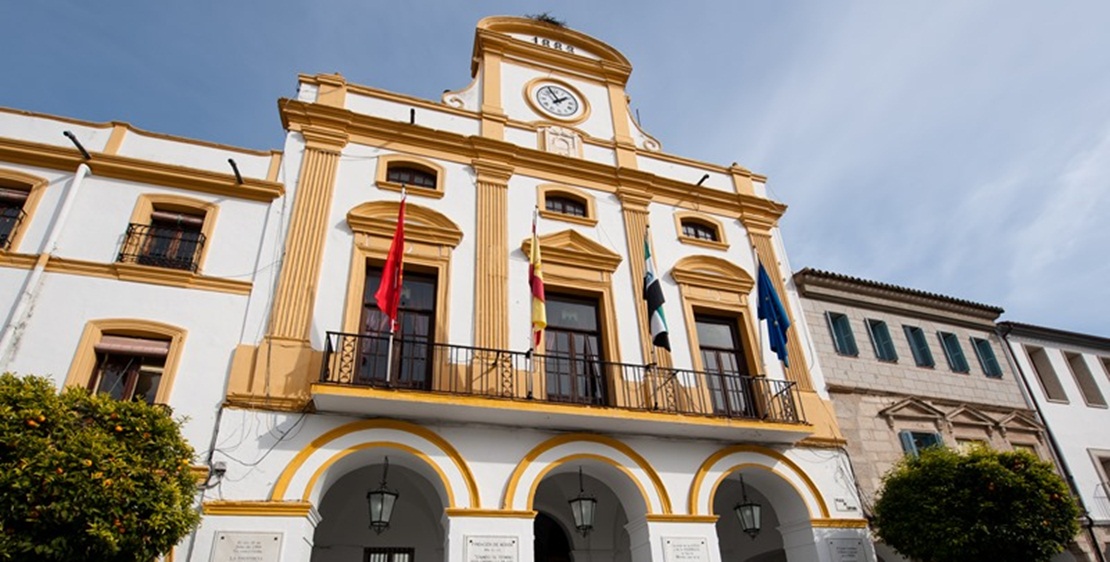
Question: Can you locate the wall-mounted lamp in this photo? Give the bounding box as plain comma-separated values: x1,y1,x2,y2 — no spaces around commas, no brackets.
568,467,597,537
733,473,761,539
696,174,709,186
63,131,92,160
367,457,399,534
227,158,244,184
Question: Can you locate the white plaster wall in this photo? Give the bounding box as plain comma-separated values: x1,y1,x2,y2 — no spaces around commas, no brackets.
1004,337,1110,522
499,62,615,141
582,143,617,166
344,93,481,137
115,131,273,178
503,126,537,150
635,156,732,193
0,110,115,151
3,273,250,450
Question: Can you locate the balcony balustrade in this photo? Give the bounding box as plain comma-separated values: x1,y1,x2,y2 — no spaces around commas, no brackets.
117,223,206,272
320,331,805,425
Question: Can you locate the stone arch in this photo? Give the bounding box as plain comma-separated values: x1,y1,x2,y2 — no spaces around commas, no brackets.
689,444,829,523
271,419,479,508
503,433,671,516
346,200,463,247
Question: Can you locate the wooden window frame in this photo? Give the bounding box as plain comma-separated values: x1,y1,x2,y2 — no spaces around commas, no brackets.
825,312,859,357
537,184,597,227
903,325,935,368
899,430,944,457
65,319,187,405
866,318,898,362
971,337,1004,378
375,154,445,199
673,211,728,251
0,168,50,253
937,331,970,373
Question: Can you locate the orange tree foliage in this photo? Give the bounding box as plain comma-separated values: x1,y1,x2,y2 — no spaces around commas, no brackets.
0,373,200,561
872,446,1079,562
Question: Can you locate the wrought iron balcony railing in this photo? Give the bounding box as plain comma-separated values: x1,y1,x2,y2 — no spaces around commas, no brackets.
0,205,26,251
320,331,805,424
116,223,206,273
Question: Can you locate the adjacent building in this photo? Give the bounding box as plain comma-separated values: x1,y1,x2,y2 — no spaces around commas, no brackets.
1,16,874,562
791,269,1095,561
999,322,1110,560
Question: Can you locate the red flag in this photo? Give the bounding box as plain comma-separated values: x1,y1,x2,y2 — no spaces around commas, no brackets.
375,195,405,332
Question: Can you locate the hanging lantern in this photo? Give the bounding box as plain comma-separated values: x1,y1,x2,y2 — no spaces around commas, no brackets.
568,467,597,537
733,474,761,539
367,457,399,534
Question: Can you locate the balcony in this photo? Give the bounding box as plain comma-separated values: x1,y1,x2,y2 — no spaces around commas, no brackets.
117,223,206,273
313,331,811,443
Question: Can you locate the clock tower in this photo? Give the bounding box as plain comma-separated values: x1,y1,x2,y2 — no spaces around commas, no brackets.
443,16,655,167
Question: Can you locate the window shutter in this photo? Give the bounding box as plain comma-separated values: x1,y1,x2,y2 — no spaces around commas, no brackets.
95,335,171,358
150,210,205,227
899,431,917,455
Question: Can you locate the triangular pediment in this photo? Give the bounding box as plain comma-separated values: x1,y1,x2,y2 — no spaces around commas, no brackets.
999,411,1044,434
670,255,754,293
879,398,946,421
520,229,621,273
946,406,997,428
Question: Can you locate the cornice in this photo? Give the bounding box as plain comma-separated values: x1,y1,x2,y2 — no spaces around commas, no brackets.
471,28,632,85
0,137,283,202
998,321,1110,351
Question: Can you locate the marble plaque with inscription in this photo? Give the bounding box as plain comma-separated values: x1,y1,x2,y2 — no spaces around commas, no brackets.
465,536,518,562
211,532,282,562
662,537,709,562
827,538,865,562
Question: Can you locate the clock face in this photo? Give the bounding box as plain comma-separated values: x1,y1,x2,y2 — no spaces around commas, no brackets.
534,84,581,118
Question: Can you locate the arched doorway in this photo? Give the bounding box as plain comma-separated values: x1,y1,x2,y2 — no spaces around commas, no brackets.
532,466,637,562
312,457,447,562
534,512,572,562
712,468,815,562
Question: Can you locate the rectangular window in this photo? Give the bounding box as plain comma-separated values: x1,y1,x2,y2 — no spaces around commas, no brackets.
825,312,858,356
1026,346,1068,402
696,314,755,418
89,335,169,404
0,186,29,251
866,319,898,362
957,438,989,453
359,266,437,390
971,337,1003,378
1012,443,1040,458
903,325,935,368
364,547,414,562
544,293,606,406
899,431,943,457
119,210,207,272
1066,352,1106,407
938,332,970,373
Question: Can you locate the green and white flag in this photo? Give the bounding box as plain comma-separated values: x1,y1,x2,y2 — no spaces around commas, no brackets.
643,233,670,351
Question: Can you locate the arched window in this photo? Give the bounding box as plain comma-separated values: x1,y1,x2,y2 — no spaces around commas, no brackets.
545,195,587,218
65,319,187,405
674,212,728,250
681,220,719,242
386,164,437,189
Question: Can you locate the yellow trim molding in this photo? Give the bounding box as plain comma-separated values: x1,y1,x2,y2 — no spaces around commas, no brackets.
810,518,870,529
0,137,283,202
202,501,315,517
270,419,479,508
503,433,672,513
300,441,457,507
374,153,446,199
673,211,729,251
536,183,598,227
30,256,252,295
0,168,50,253
529,453,656,515
64,319,187,405
644,514,720,523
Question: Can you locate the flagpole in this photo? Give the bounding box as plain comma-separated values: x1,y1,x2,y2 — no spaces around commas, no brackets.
527,206,539,400
752,243,767,376
645,225,660,409
384,185,406,382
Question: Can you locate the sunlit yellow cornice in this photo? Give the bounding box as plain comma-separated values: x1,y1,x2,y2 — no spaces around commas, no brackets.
278,99,786,224
0,137,283,202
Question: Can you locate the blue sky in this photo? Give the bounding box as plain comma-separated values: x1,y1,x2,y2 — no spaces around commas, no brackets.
5,2,1109,335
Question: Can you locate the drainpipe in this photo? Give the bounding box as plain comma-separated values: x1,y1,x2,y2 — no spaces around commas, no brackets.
0,132,91,370
996,324,1106,562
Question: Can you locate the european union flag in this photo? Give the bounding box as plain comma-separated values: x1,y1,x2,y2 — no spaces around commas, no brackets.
757,261,791,367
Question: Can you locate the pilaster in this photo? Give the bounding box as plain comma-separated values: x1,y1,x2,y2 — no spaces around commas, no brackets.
747,227,812,392
617,183,671,369
472,159,514,350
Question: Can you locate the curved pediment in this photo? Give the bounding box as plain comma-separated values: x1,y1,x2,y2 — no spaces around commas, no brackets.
347,201,462,247
670,255,755,293
519,229,621,273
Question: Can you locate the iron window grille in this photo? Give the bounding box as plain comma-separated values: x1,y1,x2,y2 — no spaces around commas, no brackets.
117,214,206,272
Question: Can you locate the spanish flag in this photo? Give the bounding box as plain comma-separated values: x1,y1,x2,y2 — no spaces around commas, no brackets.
529,209,546,348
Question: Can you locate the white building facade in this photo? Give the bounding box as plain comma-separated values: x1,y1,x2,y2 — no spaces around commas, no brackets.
999,322,1110,561
1,17,873,562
